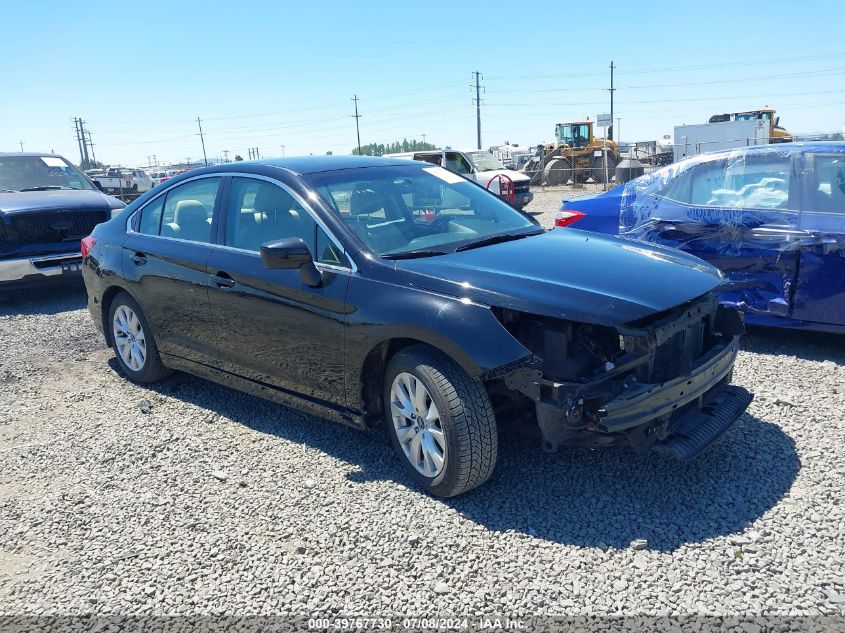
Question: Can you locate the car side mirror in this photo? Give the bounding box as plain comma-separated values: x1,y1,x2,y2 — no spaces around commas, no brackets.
260,237,323,287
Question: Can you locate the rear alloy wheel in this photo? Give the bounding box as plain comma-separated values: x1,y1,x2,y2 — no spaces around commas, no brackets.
108,292,172,384
384,345,497,497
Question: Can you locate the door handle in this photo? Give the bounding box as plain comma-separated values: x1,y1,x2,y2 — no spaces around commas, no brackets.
130,251,147,265
210,271,236,289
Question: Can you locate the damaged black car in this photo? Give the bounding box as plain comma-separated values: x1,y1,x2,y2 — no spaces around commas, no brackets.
81,156,752,497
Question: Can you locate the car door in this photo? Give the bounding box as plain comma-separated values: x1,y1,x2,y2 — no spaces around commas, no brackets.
123,175,223,364
206,175,352,406
789,151,845,327
629,152,802,318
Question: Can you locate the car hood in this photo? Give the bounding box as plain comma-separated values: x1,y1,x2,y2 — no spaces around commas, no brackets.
395,229,723,326
0,189,124,215
473,168,531,184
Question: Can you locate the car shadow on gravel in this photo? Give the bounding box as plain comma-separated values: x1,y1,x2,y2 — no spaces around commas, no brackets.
444,413,799,552
0,282,86,316
131,363,798,553
742,326,845,363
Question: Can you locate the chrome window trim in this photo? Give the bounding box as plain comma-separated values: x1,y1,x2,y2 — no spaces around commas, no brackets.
128,172,357,272
211,242,354,275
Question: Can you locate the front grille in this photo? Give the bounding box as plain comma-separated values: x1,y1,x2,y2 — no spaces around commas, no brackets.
8,210,107,245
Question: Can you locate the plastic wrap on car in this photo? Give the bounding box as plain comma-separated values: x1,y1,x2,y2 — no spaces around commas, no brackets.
616,144,845,321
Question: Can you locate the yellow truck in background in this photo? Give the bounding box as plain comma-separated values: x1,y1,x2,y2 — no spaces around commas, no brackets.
708,109,792,143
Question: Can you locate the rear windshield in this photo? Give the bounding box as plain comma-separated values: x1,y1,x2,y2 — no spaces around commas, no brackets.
0,156,95,192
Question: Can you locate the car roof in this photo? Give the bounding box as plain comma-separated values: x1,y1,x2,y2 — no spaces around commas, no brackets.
0,152,67,158
247,155,420,174
696,141,845,162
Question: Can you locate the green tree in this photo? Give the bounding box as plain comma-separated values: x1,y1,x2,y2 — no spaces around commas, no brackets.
352,138,438,156
234,155,243,161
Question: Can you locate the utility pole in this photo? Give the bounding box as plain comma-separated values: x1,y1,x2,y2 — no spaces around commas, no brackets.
85,130,96,165
197,116,208,166
223,150,229,163
609,61,615,142
422,133,427,147
471,71,484,150
73,118,84,166
79,119,91,168
280,144,285,157
351,95,362,155
616,118,621,144
19,140,24,152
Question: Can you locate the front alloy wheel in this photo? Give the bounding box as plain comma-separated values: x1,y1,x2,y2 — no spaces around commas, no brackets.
384,345,498,497
390,372,447,478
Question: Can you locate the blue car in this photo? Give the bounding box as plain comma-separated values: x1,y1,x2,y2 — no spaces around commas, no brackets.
555,143,845,333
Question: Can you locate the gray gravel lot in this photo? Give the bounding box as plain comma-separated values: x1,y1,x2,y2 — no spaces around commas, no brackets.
1,258,844,626
523,184,605,229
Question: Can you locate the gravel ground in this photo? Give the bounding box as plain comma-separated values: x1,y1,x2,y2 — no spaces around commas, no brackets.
524,184,606,229
1,275,844,629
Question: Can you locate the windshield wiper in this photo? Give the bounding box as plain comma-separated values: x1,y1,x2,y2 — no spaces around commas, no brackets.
18,186,68,191
0,188,17,193
381,249,449,260
454,230,542,252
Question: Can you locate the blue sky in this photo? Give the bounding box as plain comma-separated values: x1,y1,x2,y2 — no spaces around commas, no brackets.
1,0,843,166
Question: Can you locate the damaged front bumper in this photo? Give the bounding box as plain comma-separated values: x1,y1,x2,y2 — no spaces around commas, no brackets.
529,336,752,459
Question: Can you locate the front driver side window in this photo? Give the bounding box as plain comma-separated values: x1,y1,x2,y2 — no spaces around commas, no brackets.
226,177,351,268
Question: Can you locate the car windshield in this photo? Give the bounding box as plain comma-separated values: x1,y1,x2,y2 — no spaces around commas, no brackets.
0,156,95,192
304,164,540,257
466,151,505,172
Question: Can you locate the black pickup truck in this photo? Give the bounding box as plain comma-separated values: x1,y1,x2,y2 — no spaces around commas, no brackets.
0,153,125,290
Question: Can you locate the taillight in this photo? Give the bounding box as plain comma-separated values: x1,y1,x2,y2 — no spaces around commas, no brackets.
554,209,586,228
81,235,97,261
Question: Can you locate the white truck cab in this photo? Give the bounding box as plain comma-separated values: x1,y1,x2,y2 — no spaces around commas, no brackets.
388,149,533,208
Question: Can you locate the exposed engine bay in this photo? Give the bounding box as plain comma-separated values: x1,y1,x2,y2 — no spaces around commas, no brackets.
487,292,752,459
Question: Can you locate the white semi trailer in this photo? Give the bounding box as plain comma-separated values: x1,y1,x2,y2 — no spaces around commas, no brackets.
673,119,769,162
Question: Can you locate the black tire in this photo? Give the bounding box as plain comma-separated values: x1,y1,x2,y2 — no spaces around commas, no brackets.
107,291,172,384
592,153,618,184
383,345,497,497
543,157,572,186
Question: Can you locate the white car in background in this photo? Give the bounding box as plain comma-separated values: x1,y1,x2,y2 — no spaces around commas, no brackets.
386,149,534,209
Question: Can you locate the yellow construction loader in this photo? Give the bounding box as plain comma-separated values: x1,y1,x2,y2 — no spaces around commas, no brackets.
523,120,620,186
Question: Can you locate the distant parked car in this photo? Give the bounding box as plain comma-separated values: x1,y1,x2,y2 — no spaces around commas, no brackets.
82,156,752,497
91,168,153,194
553,142,845,333
0,153,124,289
150,170,176,186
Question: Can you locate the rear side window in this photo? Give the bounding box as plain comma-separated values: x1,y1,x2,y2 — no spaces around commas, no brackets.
138,196,164,235
137,177,220,242
160,178,220,243
811,155,845,214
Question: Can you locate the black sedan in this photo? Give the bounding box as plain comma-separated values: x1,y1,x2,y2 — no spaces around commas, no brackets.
82,156,752,497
